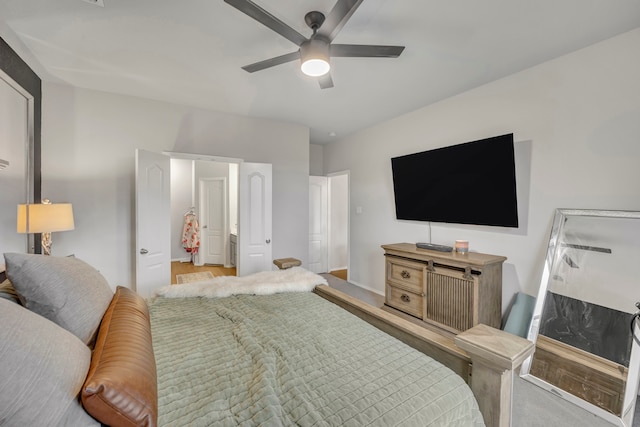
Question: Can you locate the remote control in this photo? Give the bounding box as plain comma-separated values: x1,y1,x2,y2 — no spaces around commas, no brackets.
416,242,453,252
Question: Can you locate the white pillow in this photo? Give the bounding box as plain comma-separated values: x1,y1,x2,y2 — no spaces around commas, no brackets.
0,298,99,426
4,253,114,346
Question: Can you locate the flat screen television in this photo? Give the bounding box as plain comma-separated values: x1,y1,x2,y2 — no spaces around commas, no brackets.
391,133,519,227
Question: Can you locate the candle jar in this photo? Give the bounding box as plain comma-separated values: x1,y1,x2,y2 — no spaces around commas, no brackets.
455,240,469,254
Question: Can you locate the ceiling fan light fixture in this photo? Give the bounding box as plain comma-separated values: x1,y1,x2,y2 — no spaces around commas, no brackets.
301,59,330,76
300,39,330,77
225,1,404,88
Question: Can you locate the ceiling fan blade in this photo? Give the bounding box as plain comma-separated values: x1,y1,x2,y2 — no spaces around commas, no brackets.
224,0,307,46
318,73,334,89
241,51,300,73
330,44,405,58
316,0,364,42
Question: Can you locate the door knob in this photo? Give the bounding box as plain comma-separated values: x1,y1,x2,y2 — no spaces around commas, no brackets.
140,248,149,255
266,239,271,244
202,225,208,229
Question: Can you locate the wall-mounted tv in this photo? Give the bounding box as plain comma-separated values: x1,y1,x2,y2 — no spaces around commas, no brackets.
391,133,519,227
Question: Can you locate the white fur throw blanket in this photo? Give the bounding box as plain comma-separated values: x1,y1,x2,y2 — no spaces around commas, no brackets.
155,267,327,298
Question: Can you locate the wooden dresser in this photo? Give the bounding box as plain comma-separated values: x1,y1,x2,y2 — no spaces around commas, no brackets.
382,243,506,333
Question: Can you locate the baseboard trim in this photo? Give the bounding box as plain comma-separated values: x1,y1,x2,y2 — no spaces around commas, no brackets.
346,279,384,296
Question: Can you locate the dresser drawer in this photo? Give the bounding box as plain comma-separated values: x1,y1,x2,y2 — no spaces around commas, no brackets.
386,257,424,294
386,284,424,318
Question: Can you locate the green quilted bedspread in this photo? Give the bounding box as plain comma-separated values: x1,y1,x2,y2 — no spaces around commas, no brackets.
148,292,484,426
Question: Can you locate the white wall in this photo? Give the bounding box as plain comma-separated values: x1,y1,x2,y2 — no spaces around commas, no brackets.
328,173,348,271
309,143,324,175
323,29,640,310
41,83,310,290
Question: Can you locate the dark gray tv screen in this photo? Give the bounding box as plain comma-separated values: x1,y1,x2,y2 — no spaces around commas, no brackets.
391,133,519,227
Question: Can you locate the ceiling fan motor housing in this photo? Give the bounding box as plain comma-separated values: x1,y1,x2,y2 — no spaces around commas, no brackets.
300,38,331,76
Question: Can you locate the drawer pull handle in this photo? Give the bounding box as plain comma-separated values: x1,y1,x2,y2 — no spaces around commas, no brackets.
401,293,411,303
400,270,411,279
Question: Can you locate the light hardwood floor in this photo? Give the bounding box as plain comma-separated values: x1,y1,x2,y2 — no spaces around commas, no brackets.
171,261,236,284
329,269,347,281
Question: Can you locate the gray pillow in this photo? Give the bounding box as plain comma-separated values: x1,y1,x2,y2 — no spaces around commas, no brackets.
0,298,99,426
4,253,114,346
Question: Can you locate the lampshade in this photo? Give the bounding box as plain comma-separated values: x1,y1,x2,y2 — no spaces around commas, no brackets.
17,203,75,233
300,39,330,77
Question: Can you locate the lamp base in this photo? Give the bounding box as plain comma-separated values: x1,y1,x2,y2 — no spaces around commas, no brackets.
41,232,52,256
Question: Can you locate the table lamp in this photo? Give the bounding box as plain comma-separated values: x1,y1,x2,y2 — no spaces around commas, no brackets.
17,199,75,255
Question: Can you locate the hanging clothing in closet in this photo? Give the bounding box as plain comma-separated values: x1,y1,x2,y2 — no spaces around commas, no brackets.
182,209,200,256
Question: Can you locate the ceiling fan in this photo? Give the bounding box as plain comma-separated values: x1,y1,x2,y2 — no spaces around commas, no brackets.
224,0,405,89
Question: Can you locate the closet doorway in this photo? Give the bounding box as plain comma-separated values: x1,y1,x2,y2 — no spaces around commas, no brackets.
309,172,349,278
171,158,237,270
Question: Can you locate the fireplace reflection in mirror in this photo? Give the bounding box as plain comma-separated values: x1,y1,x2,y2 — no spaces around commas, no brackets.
521,209,640,427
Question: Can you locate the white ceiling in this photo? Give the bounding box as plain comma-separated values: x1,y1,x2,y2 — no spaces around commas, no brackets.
1,0,639,144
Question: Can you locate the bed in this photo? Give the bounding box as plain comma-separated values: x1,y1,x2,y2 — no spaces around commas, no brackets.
1,253,530,426
149,290,481,426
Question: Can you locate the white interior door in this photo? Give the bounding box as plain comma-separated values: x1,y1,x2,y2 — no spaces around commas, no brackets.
309,176,328,273
199,177,226,266
135,149,170,297
238,162,272,276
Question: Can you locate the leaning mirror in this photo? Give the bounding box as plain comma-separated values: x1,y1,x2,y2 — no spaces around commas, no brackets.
0,69,34,255
521,209,640,426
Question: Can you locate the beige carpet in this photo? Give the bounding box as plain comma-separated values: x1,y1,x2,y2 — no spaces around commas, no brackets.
175,271,214,284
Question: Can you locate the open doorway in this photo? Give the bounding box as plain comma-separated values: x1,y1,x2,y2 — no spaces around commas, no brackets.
309,171,349,278
170,158,238,282
328,172,349,279
136,149,272,296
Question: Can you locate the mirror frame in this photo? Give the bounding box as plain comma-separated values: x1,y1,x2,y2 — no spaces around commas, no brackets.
0,36,41,254
521,208,640,427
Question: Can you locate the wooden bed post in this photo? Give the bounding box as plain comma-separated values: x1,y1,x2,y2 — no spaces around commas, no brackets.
455,324,534,427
